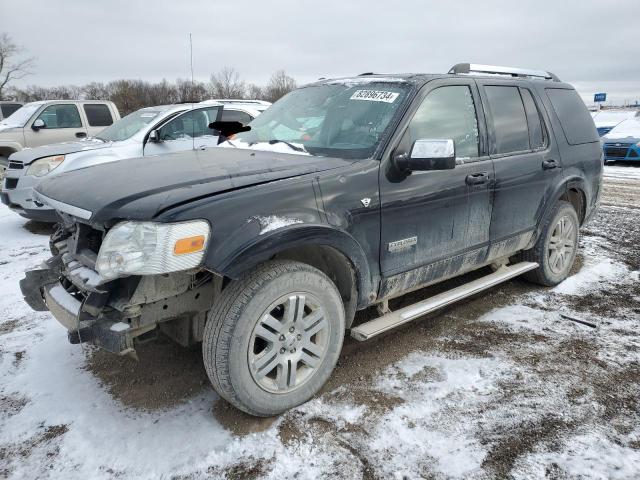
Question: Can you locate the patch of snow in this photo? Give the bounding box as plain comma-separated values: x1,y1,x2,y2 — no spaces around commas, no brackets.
324,77,408,86
512,431,640,480
370,353,503,478
219,139,309,155
553,257,628,295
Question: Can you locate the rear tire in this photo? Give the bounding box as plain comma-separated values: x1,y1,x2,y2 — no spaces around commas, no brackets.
519,201,579,286
202,260,345,416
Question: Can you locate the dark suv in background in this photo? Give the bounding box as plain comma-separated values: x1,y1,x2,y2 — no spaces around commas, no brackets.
21,63,602,416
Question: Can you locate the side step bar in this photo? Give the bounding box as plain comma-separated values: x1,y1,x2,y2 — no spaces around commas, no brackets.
351,262,538,341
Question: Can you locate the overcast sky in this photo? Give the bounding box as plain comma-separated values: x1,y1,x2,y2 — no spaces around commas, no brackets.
3,0,639,105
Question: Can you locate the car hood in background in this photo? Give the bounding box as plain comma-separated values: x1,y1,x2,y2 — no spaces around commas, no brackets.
603,119,640,143
35,147,349,225
11,139,113,164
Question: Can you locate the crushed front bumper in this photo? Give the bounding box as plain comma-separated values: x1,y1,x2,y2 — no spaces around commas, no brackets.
20,263,135,354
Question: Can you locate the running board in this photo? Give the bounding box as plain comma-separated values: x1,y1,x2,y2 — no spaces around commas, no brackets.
351,261,538,341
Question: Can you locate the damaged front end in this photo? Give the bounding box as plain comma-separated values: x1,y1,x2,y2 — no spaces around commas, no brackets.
20,221,220,356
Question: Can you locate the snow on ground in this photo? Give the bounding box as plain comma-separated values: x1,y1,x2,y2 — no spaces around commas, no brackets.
1,168,639,479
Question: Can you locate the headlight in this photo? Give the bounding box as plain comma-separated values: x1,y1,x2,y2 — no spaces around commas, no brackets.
95,220,211,280
26,155,65,177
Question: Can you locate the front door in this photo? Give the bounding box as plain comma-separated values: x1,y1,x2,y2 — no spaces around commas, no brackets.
378,80,494,298
26,103,88,147
475,81,563,260
143,106,222,156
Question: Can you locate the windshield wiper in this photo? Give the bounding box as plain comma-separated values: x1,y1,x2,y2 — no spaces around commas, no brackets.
264,139,307,153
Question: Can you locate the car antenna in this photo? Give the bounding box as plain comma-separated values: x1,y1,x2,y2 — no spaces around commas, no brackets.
189,33,195,151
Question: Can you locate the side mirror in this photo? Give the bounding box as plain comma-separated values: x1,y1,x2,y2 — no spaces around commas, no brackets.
32,119,46,131
148,129,160,143
397,139,456,171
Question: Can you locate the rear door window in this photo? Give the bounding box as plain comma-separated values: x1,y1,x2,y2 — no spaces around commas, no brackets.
546,88,599,145
83,104,114,127
484,86,530,154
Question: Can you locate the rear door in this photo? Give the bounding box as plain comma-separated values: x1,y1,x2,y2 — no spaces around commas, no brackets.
143,106,222,156
25,103,88,147
378,79,494,297
476,80,563,260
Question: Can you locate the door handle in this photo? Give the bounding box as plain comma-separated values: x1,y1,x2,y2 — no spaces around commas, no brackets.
75,132,87,138
465,172,489,185
542,159,558,170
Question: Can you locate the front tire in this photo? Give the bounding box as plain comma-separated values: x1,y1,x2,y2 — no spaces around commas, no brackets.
520,200,580,286
202,260,345,416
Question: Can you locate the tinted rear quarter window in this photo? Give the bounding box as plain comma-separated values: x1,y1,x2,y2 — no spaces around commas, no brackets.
546,88,598,145
1,103,22,118
485,86,530,154
83,104,114,127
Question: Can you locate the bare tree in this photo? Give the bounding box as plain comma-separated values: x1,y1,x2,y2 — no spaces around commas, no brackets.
246,83,264,100
83,82,110,100
264,70,296,103
209,67,246,99
0,34,35,100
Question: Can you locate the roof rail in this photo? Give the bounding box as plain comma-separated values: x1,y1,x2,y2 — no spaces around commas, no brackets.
449,63,560,82
358,72,376,76
206,99,271,105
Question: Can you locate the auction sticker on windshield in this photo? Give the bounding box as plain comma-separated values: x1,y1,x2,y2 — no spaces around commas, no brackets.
350,90,399,103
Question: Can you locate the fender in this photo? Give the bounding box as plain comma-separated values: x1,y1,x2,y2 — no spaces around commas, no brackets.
213,223,375,308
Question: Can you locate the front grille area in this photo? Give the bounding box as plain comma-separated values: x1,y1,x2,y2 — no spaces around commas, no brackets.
8,160,23,169
4,178,18,189
604,143,632,159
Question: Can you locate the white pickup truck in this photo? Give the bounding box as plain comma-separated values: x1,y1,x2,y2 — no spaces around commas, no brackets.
0,100,120,170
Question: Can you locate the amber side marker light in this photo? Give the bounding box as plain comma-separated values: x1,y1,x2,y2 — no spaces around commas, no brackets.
174,235,206,255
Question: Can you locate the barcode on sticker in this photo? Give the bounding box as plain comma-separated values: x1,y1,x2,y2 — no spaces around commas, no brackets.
350,90,399,103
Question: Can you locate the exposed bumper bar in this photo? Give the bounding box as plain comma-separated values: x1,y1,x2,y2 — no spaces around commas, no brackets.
20,266,132,353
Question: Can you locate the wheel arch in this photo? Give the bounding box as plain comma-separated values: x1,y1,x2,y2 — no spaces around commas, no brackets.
528,177,588,250
212,224,376,320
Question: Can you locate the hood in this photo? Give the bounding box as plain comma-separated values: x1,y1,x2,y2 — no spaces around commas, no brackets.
603,119,640,143
11,139,111,164
0,123,21,133
35,147,349,225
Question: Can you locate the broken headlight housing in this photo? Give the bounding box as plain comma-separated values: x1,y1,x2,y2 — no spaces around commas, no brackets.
95,220,211,280
26,155,65,177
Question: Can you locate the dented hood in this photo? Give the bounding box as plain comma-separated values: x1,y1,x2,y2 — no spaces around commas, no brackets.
35,147,347,225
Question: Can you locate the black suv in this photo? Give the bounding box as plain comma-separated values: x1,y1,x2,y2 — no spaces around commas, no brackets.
21,64,602,416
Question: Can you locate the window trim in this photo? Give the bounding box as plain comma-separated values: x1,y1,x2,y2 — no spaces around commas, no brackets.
519,87,549,152
34,103,83,130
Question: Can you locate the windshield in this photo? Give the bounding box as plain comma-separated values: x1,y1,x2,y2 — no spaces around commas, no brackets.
0,102,42,127
231,81,410,159
95,107,169,141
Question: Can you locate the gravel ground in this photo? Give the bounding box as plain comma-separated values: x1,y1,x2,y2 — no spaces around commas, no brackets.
0,164,638,479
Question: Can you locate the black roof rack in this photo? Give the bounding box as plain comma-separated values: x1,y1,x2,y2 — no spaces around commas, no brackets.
358,72,376,76
449,63,560,82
